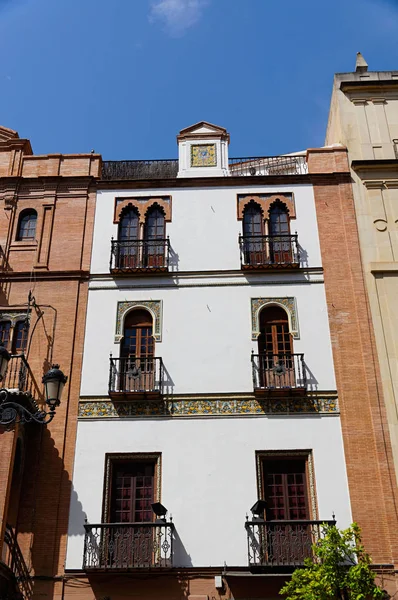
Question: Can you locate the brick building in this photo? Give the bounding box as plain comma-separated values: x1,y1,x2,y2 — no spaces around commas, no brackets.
1,56,398,600
63,124,354,600
0,125,100,599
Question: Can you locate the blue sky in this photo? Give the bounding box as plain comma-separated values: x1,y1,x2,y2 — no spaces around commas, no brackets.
1,0,397,159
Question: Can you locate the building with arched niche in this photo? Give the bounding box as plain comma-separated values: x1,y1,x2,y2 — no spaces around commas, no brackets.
63,121,361,600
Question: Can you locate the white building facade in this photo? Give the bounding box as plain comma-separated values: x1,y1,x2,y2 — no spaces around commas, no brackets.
65,123,352,600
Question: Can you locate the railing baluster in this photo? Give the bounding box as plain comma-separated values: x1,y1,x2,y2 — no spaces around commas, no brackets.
110,239,170,272
239,234,300,269
251,353,306,392
83,522,174,569
108,357,163,395
245,519,335,567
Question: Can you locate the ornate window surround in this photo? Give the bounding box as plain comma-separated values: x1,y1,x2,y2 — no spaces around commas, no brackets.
255,449,318,521
102,452,162,523
115,300,163,343
114,196,172,224
0,309,30,351
237,193,296,221
251,297,299,340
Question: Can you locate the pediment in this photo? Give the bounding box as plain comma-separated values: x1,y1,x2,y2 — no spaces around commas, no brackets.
177,121,230,143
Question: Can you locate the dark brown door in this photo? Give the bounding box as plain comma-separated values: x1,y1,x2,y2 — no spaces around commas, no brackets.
108,462,155,567
118,208,139,269
263,458,311,564
268,202,292,264
258,307,295,388
121,310,154,391
144,207,165,268
243,203,266,266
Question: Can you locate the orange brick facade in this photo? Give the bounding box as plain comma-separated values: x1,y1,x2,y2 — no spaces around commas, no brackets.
308,147,398,596
0,126,100,599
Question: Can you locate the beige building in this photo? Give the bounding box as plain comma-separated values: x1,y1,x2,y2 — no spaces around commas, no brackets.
326,54,398,484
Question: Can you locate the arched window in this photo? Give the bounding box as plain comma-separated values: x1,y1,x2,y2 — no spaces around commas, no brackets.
12,320,28,354
0,321,11,349
120,309,154,392
242,202,264,267
16,209,37,241
243,202,263,237
258,306,295,389
118,207,139,242
144,206,166,268
258,306,292,356
268,201,292,264
117,207,139,269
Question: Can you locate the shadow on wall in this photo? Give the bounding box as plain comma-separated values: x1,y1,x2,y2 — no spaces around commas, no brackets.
305,362,319,392
67,485,87,536
16,425,83,599
169,244,179,272
297,242,309,268
172,527,193,568
162,363,175,396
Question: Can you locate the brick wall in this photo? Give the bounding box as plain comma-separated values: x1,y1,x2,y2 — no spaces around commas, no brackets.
308,148,398,577
0,126,99,600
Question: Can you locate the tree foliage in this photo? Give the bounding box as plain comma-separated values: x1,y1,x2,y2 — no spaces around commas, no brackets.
279,523,385,600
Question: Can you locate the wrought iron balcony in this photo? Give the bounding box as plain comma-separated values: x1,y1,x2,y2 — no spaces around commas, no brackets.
102,160,179,180
239,234,300,269
246,519,335,568
229,155,308,177
101,155,307,180
83,522,174,570
251,353,306,394
1,524,33,599
110,239,170,273
3,355,35,397
109,356,163,398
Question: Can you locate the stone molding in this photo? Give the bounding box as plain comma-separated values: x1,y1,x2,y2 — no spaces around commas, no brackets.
115,300,162,342
114,196,172,224
251,297,299,340
237,193,296,220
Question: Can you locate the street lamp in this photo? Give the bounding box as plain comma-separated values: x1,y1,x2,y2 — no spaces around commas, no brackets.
0,360,67,426
42,364,67,410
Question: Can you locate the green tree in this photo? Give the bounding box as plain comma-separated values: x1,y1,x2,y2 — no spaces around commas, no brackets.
279,523,385,600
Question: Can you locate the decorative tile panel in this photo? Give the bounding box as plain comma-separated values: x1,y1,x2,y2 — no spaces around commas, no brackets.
78,395,339,418
251,297,299,340
115,300,162,342
190,144,217,167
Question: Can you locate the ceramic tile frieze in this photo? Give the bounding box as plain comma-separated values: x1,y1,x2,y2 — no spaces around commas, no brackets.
78,395,338,418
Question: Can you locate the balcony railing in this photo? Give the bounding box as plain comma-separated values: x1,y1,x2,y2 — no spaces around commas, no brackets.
110,239,170,273
246,520,335,568
4,355,35,396
251,353,306,392
2,524,33,599
102,160,179,180
239,234,300,269
229,155,308,177
83,522,174,570
109,357,163,397
101,155,308,180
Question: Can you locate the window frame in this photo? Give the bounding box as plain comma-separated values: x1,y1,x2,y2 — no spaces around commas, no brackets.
102,453,162,524
255,450,318,521
16,209,38,242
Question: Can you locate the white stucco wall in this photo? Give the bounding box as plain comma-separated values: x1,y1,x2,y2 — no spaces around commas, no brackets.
91,184,322,275
80,280,335,396
66,415,351,570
